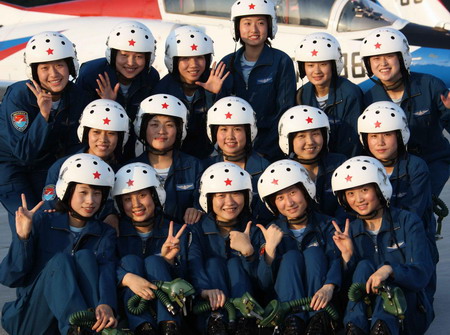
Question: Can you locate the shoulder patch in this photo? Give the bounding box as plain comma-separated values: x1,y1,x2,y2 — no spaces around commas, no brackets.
42,184,56,201
11,111,29,132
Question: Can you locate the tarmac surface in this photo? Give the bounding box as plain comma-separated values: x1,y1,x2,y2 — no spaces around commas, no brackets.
0,182,449,334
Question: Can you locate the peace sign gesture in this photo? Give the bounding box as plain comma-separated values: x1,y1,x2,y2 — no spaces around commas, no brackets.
331,219,353,264
195,61,230,94
161,221,187,265
229,221,254,257
16,193,44,240
26,80,52,121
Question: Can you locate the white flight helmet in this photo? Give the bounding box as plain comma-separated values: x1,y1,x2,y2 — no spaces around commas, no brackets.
258,159,316,214
231,0,278,41
294,32,344,79
56,153,115,200
134,94,188,143
278,105,330,156
358,101,410,146
331,156,392,205
105,21,157,68
112,162,166,207
24,31,79,81
77,99,130,147
199,162,253,213
164,25,214,73
360,27,411,77
206,96,257,144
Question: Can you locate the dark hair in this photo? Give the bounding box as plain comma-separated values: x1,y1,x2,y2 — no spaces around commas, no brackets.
206,190,251,216
140,114,183,150
110,48,150,73
337,183,387,213
234,16,272,46
172,54,212,83
288,127,328,157
211,124,253,155
56,182,110,214
115,186,162,215
31,57,77,84
267,182,312,216
81,126,125,162
361,130,406,158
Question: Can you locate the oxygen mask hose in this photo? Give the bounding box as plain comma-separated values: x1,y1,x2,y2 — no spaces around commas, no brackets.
69,309,133,335
433,195,448,239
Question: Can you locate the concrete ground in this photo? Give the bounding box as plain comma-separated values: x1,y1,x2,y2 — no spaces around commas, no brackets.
0,183,449,334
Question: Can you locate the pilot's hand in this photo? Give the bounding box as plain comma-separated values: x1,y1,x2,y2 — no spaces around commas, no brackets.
96,72,119,100
195,61,230,94
26,80,52,121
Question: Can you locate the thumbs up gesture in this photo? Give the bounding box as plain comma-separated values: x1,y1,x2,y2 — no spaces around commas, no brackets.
229,221,254,257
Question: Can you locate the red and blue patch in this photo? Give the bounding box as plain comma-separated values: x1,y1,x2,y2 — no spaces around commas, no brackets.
42,184,56,201
11,111,29,132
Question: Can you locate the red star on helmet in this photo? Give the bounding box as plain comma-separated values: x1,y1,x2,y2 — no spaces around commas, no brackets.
127,179,134,186
191,44,198,51
311,49,318,56
375,42,381,49
162,103,169,109
306,117,313,124
225,112,232,119
93,171,101,179
374,121,382,128
345,175,352,182
129,39,136,46
103,117,111,125
46,48,54,55
271,179,278,185
249,3,255,9
224,178,232,186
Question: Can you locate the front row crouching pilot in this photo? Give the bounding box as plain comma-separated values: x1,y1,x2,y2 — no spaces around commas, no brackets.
0,153,118,335
257,159,341,334
112,163,188,335
331,157,434,335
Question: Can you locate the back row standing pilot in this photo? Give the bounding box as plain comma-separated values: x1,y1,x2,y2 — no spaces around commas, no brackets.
0,31,88,232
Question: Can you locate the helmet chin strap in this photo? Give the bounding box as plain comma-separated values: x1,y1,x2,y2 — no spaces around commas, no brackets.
357,208,380,220
223,151,247,162
146,144,173,156
216,218,238,227
294,155,320,165
69,209,92,222
287,212,308,226
380,156,398,167
133,216,155,227
383,77,404,91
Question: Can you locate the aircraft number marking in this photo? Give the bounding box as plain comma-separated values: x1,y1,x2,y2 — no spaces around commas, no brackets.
342,52,366,79
400,0,423,5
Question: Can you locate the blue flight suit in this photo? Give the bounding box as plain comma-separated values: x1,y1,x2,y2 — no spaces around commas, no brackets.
76,58,160,161
153,73,215,159
130,150,203,223
344,207,434,335
221,45,296,161
297,77,364,158
0,81,87,231
364,72,450,196
203,151,274,226
0,211,117,335
116,215,188,330
258,212,341,321
42,148,119,220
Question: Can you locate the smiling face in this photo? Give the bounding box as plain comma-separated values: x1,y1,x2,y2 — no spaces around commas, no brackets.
212,191,245,222
274,185,308,220
115,50,146,83
238,15,268,47
36,60,70,94
292,129,324,160
177,55,206,84
145,115,177,152
344,183,382,216
216,125,247,157
369,53,402,85
87,128,119,160
69,184,103,225
367,131,398,162
122,188,155,223
304,61,333,89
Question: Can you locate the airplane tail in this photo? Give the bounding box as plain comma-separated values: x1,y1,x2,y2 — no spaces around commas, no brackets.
0,2,74,26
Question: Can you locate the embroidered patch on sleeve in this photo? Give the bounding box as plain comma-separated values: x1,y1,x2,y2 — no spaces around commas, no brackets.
42,184,56,201
11,111,29,132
